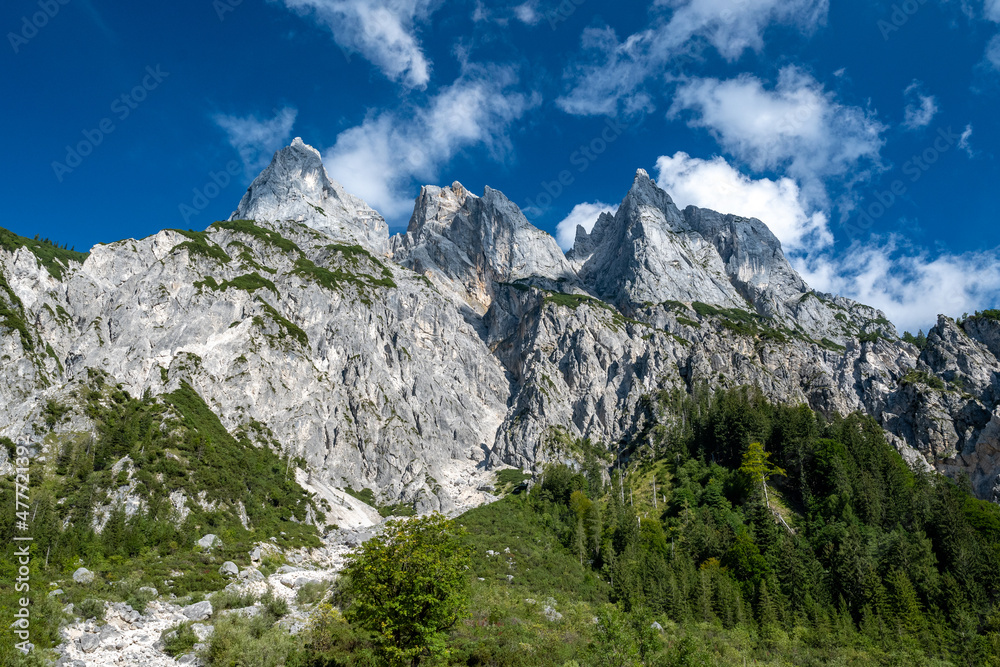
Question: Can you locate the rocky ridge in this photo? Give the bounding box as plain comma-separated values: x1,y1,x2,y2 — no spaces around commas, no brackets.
3,137,1000,516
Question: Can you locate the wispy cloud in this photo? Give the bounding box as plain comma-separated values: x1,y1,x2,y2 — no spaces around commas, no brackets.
651,151,1000,332
513,1,541,25
322,65,538,219
470,1,543,26
278,0,442,88
668,67,885,207
213,107,298,177
903,80,938,130
557,0,829,116
959,124,975,156
797,238,1000,333
555,202,618,250
986,0,1000,22
985,33,1000,70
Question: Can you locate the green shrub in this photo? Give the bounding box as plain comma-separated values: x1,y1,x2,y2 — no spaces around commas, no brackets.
211,220,301,254
296,580,331,606
212,588,259,611
901,369,947,391
170,229,232,264
203,613,300,667
77,598,106,621
162,622,198,657
195,273,278,295
0,226,89,279
261,588,289,620
344,487,377,506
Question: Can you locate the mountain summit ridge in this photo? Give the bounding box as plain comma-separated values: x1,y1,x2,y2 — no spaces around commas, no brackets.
3,138,1000,521
232,137,390,255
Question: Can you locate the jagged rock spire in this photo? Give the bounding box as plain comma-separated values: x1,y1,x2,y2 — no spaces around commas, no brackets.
231,137,390,255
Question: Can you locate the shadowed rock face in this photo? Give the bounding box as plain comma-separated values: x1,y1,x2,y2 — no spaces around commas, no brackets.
3,141,1000,510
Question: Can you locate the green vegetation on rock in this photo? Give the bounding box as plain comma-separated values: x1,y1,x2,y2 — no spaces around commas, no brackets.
901,369,948,391
170,229,231,264
195,272,278,296
254,300,310,349
0,225,89,279
291,256,395,304
0,270,32,351
0,374,320,664
211,220,301,254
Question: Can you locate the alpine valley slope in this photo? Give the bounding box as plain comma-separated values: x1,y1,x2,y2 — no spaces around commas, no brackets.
3,137,1000,523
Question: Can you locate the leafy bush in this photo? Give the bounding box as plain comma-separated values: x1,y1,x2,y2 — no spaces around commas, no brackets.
204,613,300,667
901,369,947,390
195,272,278,295
296,579,331,606
162,622,197,657
261,588,289,619
170,229,232,264
340,514,471,666
77,598,106,621
212,588,260,611
211,220,301,254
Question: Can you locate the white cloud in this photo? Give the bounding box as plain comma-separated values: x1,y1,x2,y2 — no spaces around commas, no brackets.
471,1,490,22
903,81,938,130
278,0,440,88
555,202,618,250
959,124,975,155
797,239,1000,333
986,0,1000,21
668,67,885,206
655,152,831,252
645,149,1000,333
513,1,540,25
470,1,543,27
322,65,538,219
213,107,298,177
557,0,828,115
985,33,1000,69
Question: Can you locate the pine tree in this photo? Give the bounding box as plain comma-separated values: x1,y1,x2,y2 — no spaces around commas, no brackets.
739,442,786,506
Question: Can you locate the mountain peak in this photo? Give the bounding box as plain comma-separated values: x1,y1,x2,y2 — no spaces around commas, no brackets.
393,183,575,311
232,138,389,255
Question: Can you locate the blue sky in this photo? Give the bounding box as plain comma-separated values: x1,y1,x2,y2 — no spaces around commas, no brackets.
2,0,1000,332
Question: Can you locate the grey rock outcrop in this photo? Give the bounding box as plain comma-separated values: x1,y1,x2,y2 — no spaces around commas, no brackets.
232,137,389,256
577,170,747,311
181,601,213,621
391,182,577,312
3,138,1000,513
197,534,221,550
73,568,94,585
79,633,100,653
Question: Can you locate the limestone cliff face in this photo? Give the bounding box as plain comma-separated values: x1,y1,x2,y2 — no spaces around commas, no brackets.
3,140,1000,511
391,182,576,312
232,138,390,256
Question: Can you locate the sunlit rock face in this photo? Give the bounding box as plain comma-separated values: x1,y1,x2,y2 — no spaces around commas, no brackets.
3,140,1000,509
